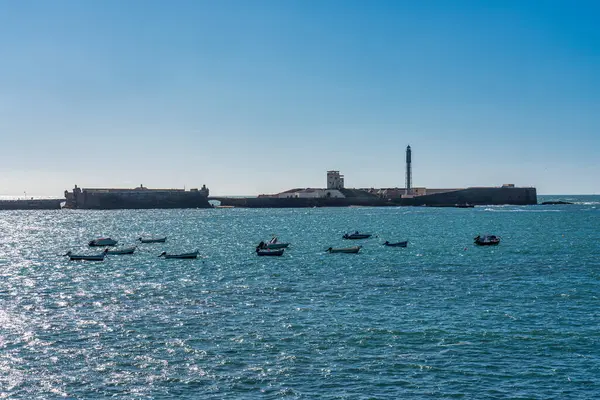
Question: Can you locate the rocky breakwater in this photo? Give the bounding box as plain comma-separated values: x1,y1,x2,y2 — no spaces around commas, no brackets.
0,199,63,210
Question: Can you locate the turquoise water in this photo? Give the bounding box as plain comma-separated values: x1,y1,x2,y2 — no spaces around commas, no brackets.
1,196,599,398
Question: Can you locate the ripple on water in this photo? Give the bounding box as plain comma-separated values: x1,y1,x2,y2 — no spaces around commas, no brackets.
0,204,599,398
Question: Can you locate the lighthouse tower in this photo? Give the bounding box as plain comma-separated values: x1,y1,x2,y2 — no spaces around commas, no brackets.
405,145,412,196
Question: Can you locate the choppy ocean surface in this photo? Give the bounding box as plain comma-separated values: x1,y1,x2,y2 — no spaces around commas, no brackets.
1,195,599,399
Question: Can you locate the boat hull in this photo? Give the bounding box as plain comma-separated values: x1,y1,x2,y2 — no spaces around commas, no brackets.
343,234,372,240
160,251,199,259
89,238,118,247
105,247,136,255
474,241,500,246
256,249,285,256
139,237,167,243
327,246,361,254
383,241,408,247
68,254,105,261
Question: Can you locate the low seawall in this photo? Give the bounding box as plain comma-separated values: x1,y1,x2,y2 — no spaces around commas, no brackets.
211,197,391,208
402,187,538,206
212,187,538,208
0,199,63,210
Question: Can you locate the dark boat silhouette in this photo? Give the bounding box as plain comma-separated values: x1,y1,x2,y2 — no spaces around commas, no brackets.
383,240,408,247
343,232,372,240
158,251,198,259
474,235,500,246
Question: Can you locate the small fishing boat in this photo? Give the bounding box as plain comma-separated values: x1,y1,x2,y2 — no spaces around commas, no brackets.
88,238,118,247
326,246,361,254
256,247,285,256
257,238,290,250
104,246,136,255
383,240,408,247
474,234,500,246
343,232,372,240
64,251,105,261
158,251,199,259
139,237,167,243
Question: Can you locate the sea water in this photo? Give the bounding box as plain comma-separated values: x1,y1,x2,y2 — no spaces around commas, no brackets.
1,196,599,398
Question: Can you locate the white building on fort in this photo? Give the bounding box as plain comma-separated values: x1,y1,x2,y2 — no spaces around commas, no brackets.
327,170,344,190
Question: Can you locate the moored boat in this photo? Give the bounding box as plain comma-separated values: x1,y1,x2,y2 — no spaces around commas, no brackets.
474,234,500,246
139,237,167,243
104,246,136,255
342,232,372,240
257,238,290,250
64,251,105,261
88,237,118,247
326,246,361,254
158,251,199,259
383,240,408,247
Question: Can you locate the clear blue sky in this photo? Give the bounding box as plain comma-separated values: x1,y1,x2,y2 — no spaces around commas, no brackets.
1,0,598,196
